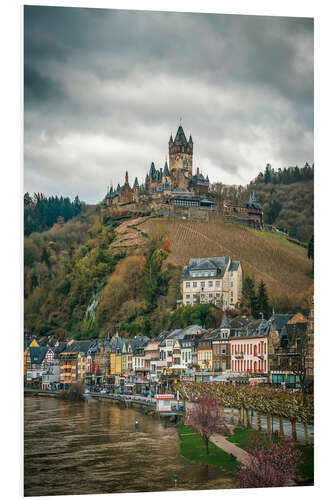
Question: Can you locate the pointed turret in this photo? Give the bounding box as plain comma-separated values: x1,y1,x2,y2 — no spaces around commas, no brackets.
169,134,173,144
133,177,139,189
220,314,231,329
189,134,193,144
163,160,170,177
174,125,187,145
117,183,121,192
149,162,156,178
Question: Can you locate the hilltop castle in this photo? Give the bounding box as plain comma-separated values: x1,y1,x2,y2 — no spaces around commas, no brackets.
103,123,263,228
104,125,211,207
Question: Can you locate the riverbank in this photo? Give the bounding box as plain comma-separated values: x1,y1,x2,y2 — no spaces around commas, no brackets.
178,425,241,474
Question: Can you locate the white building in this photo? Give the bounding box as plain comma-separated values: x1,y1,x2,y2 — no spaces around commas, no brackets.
181,256,242,310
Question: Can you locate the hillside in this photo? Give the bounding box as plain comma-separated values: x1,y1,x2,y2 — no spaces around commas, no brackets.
24,205,313,340
211,178,313,243
140,216,313,307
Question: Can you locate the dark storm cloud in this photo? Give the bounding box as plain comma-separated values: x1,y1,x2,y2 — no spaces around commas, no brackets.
24,6,313,203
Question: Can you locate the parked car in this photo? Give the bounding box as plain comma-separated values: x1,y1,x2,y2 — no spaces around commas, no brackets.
84,388,90,394
100,389,107,394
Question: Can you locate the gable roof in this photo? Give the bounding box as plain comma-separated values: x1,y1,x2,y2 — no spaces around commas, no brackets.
29,346,48,364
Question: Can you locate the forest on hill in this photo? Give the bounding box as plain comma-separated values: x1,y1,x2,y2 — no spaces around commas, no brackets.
24,198,313,340
211,163,314,242
24,192,83,236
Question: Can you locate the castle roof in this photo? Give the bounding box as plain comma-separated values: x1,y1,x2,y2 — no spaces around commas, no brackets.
163,160,170,177
189,134,193,144
133,177,139,189
149,162,156,178
247,191,261,210
174,125,188,146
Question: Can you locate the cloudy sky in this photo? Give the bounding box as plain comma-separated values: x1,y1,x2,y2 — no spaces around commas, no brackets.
24,6,313,203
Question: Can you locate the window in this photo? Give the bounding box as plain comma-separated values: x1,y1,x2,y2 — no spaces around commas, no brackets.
215,281,220,287
208,281,213,287
200,294,205,299
250,344,252,355
231,281,233,287
186,282,190,288
216,293,220,298
201,282,205,288
186,301,190,304
186,294,190,299
208,293,213,298
193,282,197,288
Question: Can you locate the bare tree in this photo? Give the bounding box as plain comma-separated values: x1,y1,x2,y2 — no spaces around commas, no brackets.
185,395,228,455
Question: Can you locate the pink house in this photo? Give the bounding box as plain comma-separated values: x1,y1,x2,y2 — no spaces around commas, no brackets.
229,321,270,375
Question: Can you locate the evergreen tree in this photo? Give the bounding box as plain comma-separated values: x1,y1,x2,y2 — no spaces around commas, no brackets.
242,276,259,318
265,200,282,225
264,164,272,184
257,280,270,319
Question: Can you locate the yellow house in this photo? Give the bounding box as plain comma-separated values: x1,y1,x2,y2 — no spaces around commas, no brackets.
110,351,116,375
110,342,122,375
77,353,87,381
197,338,213,371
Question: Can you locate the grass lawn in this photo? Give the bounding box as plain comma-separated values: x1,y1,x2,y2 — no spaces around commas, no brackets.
178,425,241,473
227,427,314,485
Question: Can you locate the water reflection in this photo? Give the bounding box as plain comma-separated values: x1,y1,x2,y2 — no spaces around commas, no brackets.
24,396,236,497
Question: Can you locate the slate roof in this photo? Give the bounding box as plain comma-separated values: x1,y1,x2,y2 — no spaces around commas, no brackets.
229,319,271,340
163,160,170,177
269,314,293,333
220,315,231,329
63,340,96,354
29,346,48,364
174,125,188,145
229,260,240,272
247,192,262,210
182,256,231,279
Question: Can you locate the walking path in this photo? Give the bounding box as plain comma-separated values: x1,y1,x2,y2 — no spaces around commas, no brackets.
210,433,250,465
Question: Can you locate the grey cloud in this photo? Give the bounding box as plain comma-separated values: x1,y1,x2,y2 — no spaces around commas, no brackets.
24,6,313,203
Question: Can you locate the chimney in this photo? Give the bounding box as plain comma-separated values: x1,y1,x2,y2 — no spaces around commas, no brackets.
197,167,199,175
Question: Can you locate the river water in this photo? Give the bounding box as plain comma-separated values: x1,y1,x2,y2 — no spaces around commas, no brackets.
24,396,236,496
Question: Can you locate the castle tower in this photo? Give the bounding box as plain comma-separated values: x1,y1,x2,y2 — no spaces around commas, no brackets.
168,125,193,177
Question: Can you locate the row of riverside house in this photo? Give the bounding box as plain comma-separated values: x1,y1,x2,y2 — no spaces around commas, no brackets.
24,302,314,392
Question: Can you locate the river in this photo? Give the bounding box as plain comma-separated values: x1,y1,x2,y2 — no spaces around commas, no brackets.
24,396,236,496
